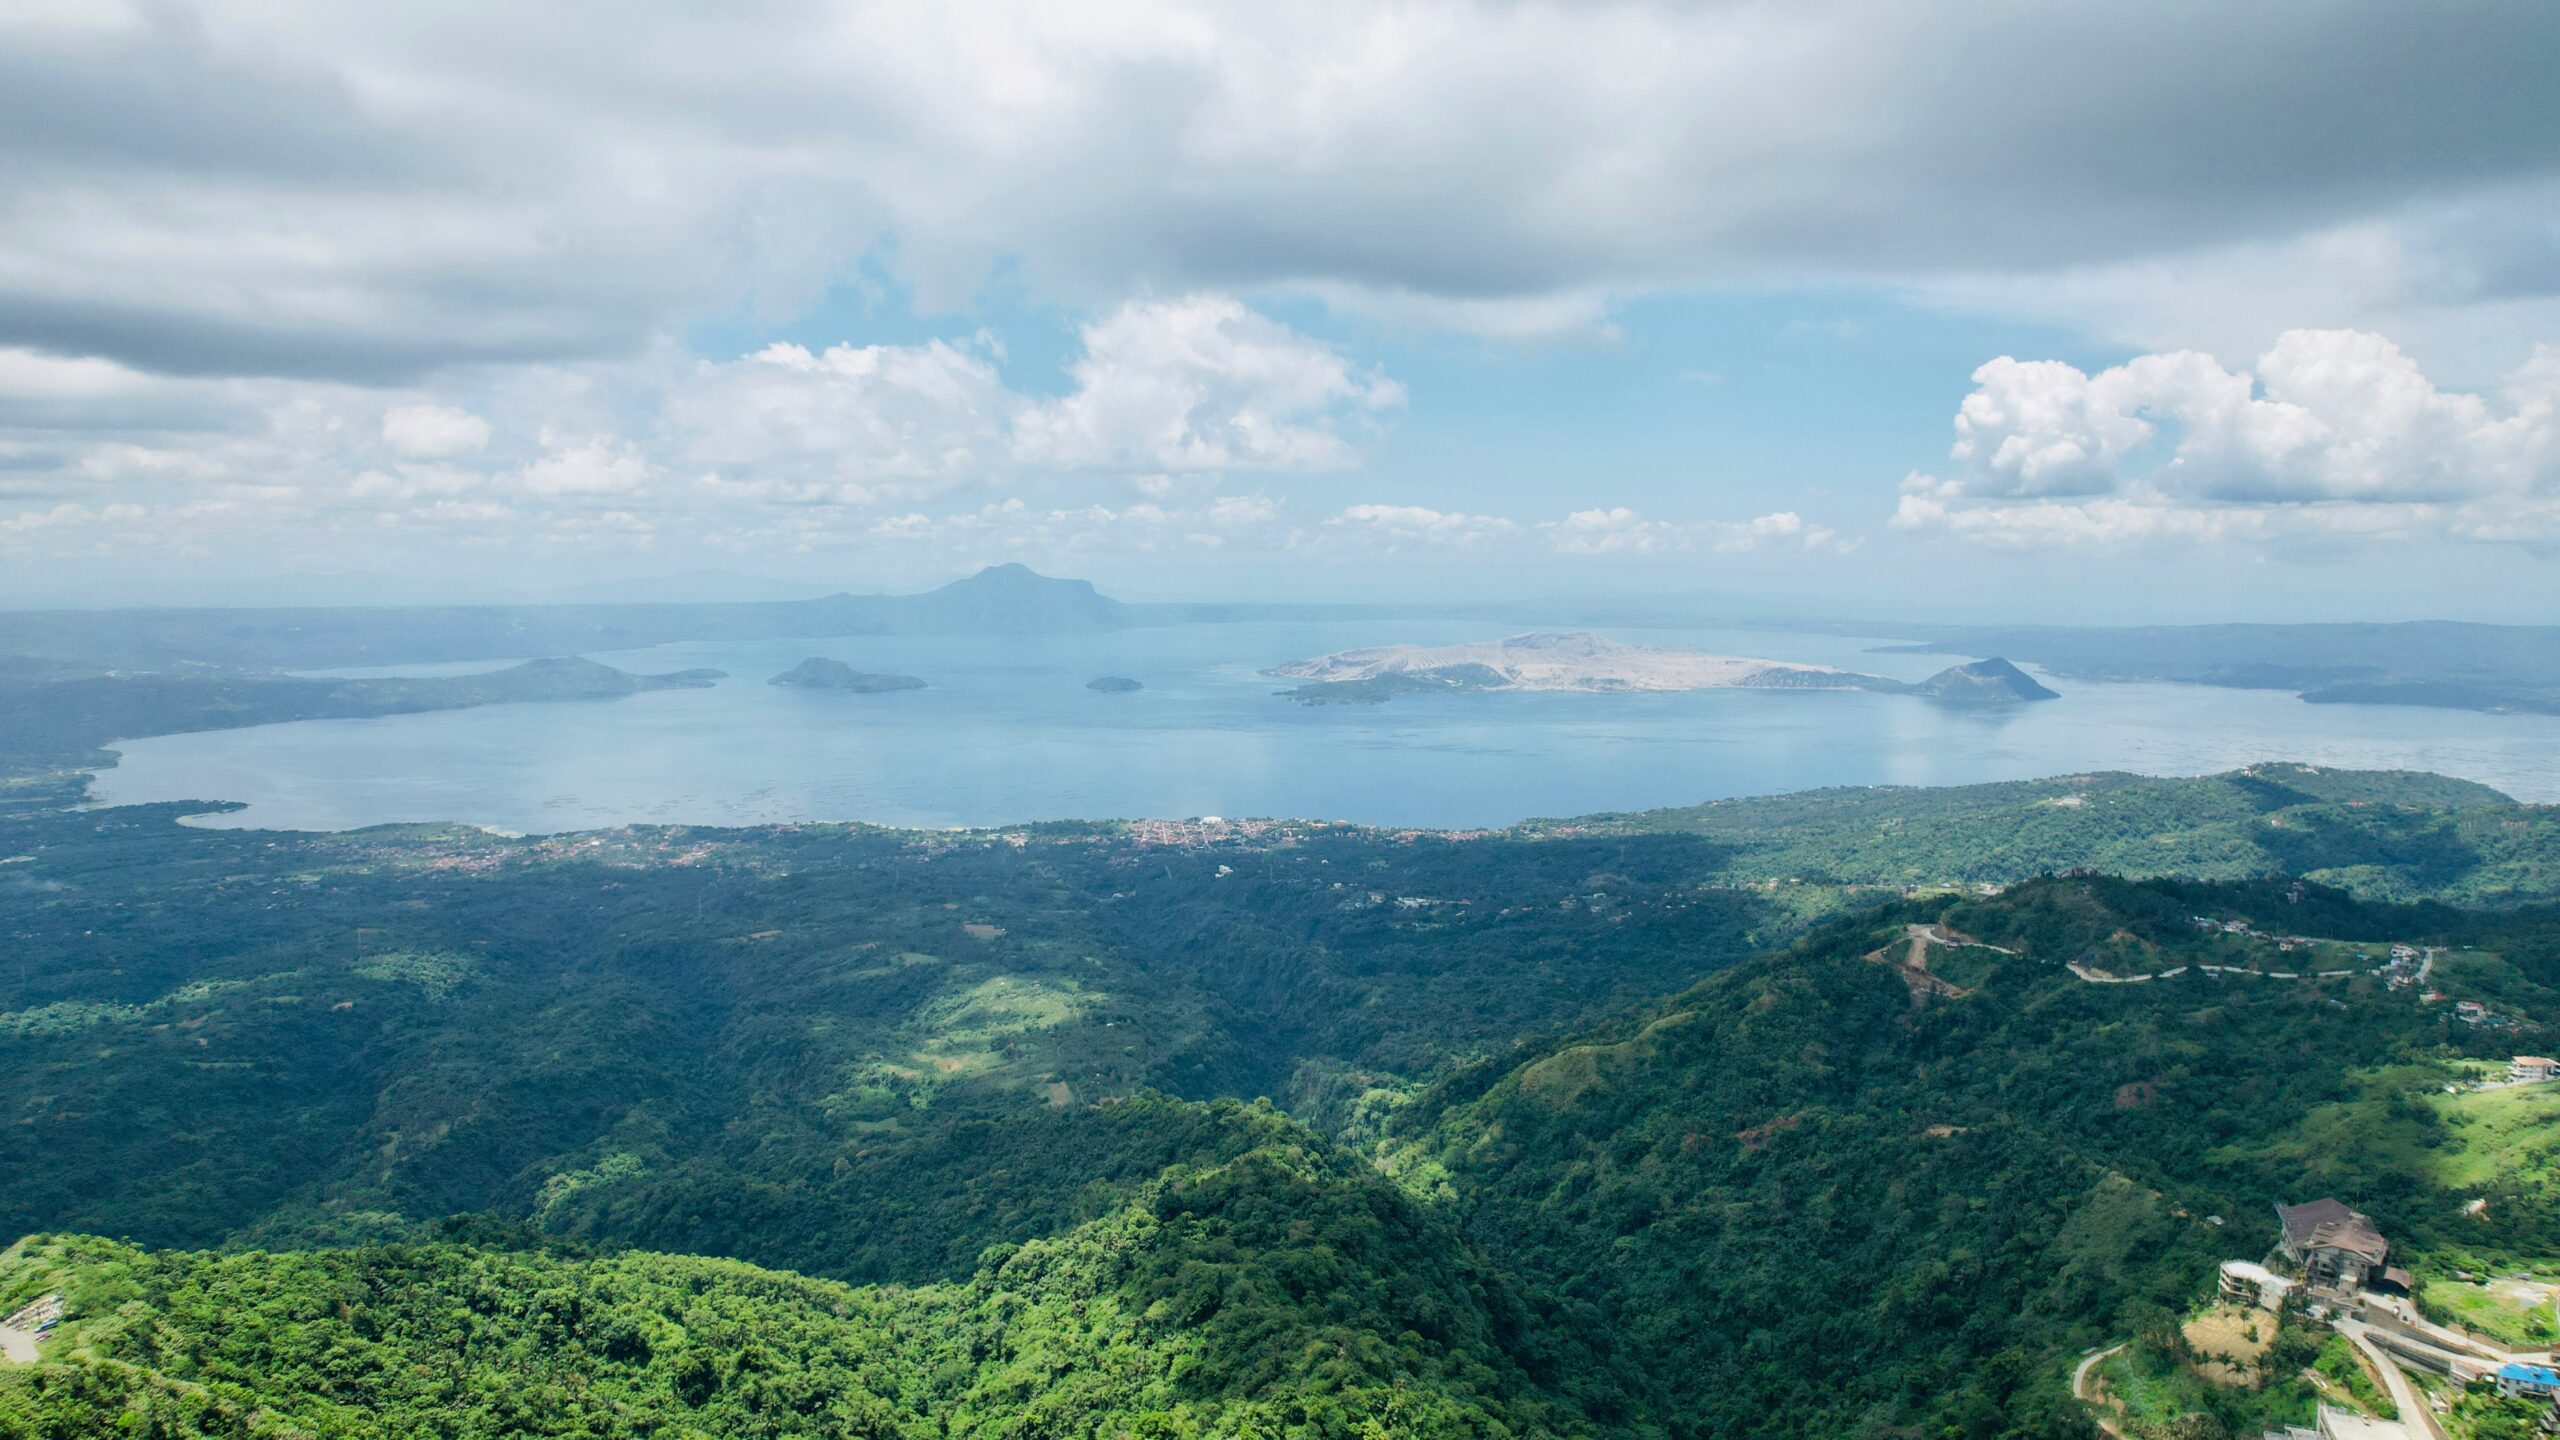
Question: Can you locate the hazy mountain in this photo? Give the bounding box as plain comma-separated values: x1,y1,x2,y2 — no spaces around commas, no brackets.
1911,656,2060,703
883,561,1128,632
0,564,1135,673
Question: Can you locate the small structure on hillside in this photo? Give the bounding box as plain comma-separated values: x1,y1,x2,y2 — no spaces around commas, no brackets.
2220,1259,2296,1312
2511,1056,2559,1084
2275,1198,2392,1289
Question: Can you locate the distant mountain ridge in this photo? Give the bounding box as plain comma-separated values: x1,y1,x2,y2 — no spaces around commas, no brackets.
0,564,1133,674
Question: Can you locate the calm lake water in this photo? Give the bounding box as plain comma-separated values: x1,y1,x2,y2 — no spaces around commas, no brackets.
87,620,2560,831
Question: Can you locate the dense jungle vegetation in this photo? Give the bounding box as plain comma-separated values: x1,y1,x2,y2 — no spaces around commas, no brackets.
3,765,2558,1438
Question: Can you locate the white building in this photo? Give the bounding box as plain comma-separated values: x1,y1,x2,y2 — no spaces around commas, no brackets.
2220,1260,2296,1312
2511,1056,2559,1083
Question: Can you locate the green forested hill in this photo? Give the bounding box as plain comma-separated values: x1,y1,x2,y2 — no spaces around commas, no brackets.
6,778,2560,1438
6,874,2556,1439
1384,875,2560,1437
1554,763,2559,904
0,1115,1596,1440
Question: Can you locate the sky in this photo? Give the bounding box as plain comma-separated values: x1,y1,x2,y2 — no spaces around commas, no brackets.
4,0,2560,621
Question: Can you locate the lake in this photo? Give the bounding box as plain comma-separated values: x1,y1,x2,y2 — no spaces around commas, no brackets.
85,620,2560,831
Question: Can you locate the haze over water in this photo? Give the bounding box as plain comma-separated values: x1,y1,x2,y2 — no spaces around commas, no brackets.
89,621,2560,832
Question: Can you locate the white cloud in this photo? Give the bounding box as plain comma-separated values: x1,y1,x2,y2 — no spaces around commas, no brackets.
513,435,650,497
1329,504,1516,546
669,337,1010,500
1014,296,1402,473
652,298,1395,510
1542,506,1852,556
380,403,489,458
1544,506,1683,555
1902,329,2560,549
0,292,1399,582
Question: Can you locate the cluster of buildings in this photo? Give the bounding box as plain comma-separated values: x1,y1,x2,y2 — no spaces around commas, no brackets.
2237,1197,2560,1437
2275,1198,2409,1293
1121,815,1293,847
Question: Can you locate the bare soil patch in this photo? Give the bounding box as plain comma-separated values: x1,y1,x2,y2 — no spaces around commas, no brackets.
2182,1305,2272,1387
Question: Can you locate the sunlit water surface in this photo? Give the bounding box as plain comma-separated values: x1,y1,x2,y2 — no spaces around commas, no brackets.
86,621,2560,831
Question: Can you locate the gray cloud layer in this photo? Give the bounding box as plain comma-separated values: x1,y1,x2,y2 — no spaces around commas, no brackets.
6,0,2557,382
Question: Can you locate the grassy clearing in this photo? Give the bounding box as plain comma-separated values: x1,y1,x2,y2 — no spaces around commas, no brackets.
918,974,1092,1044
350,948,480,998
2432,1083,2560,1189
1513,1011,1700,1109
2420,1275,2560,1348
2228,1062,2560,1208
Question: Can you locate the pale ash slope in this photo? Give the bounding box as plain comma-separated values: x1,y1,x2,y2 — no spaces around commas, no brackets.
1269,630,1878,693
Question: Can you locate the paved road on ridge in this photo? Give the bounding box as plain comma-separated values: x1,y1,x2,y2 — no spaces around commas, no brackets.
2337,1319,2447,1440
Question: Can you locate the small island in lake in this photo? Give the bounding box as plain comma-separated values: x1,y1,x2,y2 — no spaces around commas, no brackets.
1086,676,1144,693
1269,632,2058,706
769,657,927,692
1909,657,2059,705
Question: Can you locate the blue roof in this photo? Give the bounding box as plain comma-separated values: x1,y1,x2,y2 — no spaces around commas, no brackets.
2498,1362,2559,1383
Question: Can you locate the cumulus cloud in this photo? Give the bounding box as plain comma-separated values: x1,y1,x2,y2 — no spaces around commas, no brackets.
0,288,1425,585
656,299,1395,507
1898,328,2560,548
1013,297,1403,472
670,338,1010,500
512,435,650,497
380,403,489,459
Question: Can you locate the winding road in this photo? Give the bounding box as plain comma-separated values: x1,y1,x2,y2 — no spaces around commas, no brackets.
2072,1343,2129,1438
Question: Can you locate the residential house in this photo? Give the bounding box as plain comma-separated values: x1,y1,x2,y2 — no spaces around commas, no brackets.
2501,1362,2560,1401
2511,1056,2559,1084
2275,1198,2392,1289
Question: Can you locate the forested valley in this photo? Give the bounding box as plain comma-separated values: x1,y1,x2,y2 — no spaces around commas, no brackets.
3,763,2558,1437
